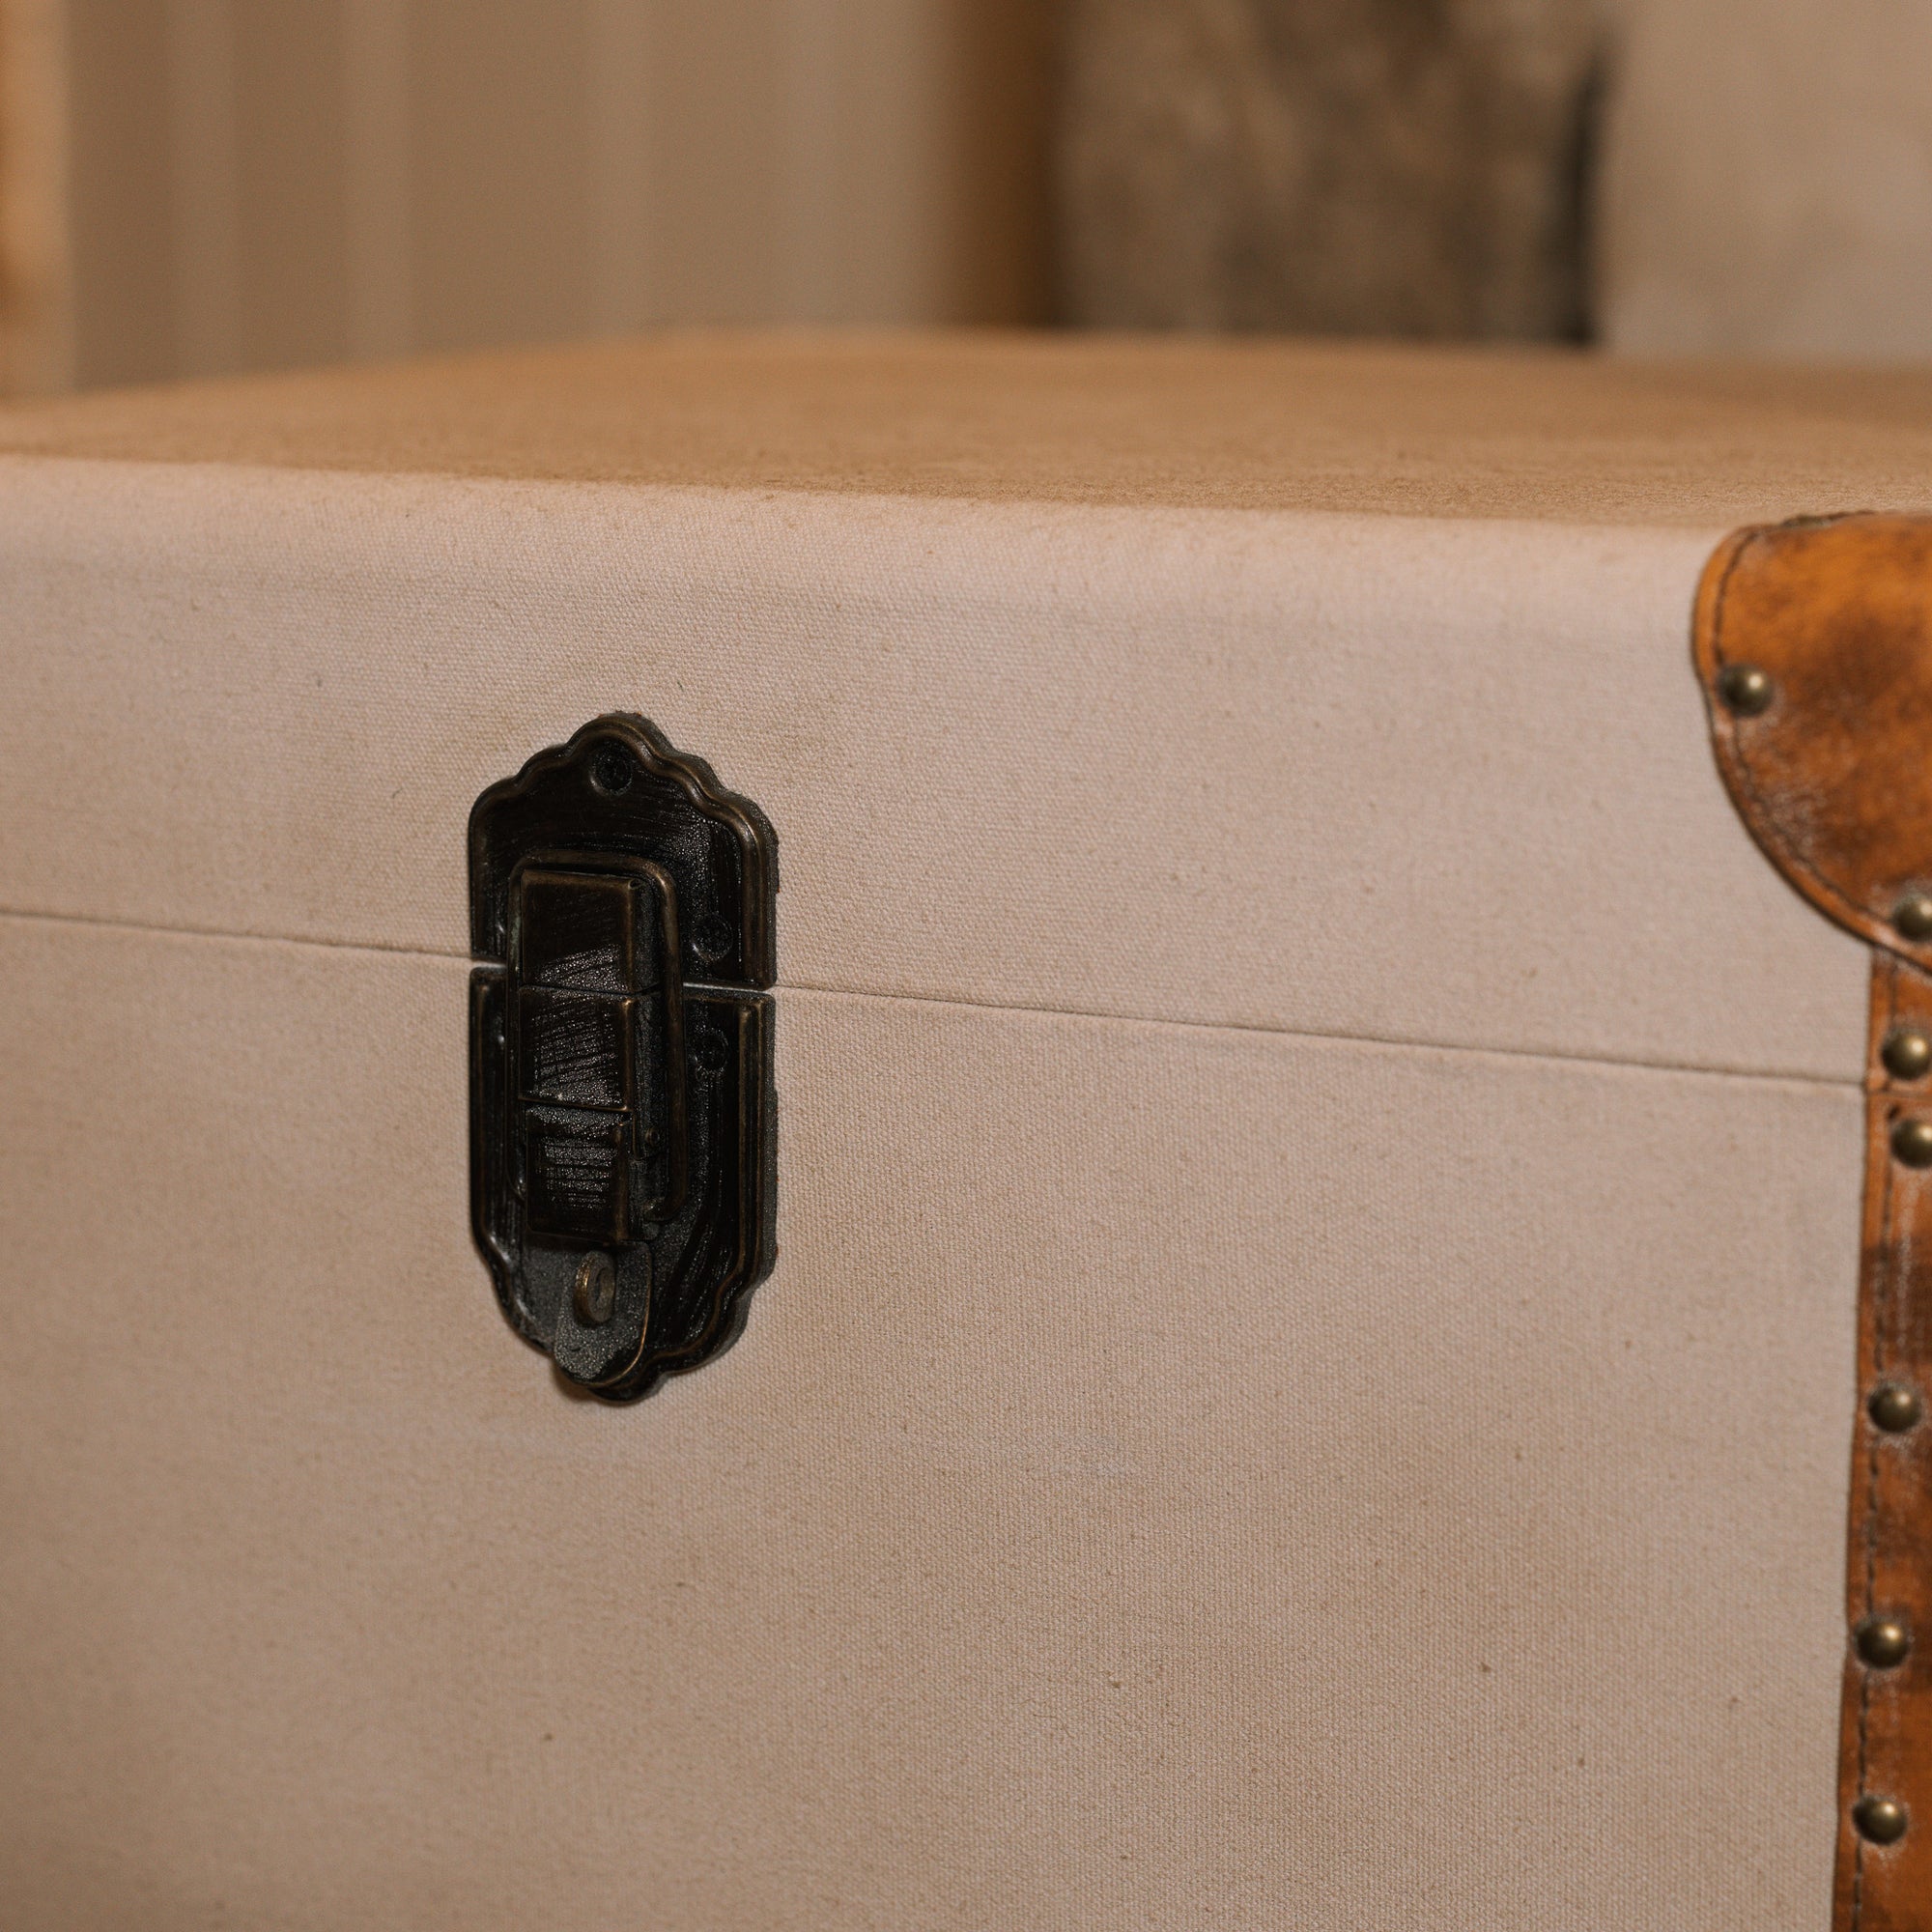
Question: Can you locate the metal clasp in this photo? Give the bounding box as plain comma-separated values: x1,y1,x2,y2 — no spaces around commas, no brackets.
469,716,777,1401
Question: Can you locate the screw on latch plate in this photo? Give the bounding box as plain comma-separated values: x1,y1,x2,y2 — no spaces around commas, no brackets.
469,715,778,1403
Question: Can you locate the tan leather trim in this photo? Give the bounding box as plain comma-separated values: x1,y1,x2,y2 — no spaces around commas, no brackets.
1695,516,1932,1927
1836,954,1932,1932
1694,513,1932,968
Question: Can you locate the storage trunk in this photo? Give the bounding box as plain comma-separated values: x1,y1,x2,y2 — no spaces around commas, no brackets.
5,336,1932,1929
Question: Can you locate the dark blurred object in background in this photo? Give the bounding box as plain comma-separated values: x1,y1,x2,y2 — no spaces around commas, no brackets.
1056,0,1603,338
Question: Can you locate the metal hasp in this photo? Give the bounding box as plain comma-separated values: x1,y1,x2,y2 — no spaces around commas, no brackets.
469,715,777,1401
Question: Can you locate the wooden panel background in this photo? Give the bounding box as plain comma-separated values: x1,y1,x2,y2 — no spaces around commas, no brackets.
0,0,71,391
53,0,1052,389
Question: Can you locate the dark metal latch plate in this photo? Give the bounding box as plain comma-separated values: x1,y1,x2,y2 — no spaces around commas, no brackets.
469,715,777,1401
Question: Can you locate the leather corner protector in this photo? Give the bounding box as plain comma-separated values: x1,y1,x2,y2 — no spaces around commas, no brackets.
1695,512,1932,1929
1694,512,1932,963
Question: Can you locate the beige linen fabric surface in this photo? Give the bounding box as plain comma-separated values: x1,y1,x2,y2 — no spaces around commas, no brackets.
0,919,1860,1929
0,459,1868,1075
5,334,1932,524
0,414,1882,1926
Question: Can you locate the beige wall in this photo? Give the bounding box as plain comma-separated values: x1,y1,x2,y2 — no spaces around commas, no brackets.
56,0,1050,389
1600,0,1932,359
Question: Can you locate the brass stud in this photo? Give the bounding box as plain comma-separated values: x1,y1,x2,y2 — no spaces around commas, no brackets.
1870,1383,1924,1434
1717,664,1775,716
572,1252,617,1327
1858,1618,1913,1670
1884,1030,1932,1081
1855,1795,1910,1846
1893,1120,1932,1168
1895,895,1932,941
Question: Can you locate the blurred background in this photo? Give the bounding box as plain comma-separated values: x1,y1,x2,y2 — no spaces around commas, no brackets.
0,0,1926,395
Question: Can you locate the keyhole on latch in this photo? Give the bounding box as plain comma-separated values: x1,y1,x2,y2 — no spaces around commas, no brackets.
573,1252,617,1325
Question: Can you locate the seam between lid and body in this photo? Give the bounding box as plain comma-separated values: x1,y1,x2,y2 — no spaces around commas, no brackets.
0,900,1863,1095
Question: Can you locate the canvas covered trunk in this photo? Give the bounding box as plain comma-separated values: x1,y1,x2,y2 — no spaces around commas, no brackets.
4,336,1932,1928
